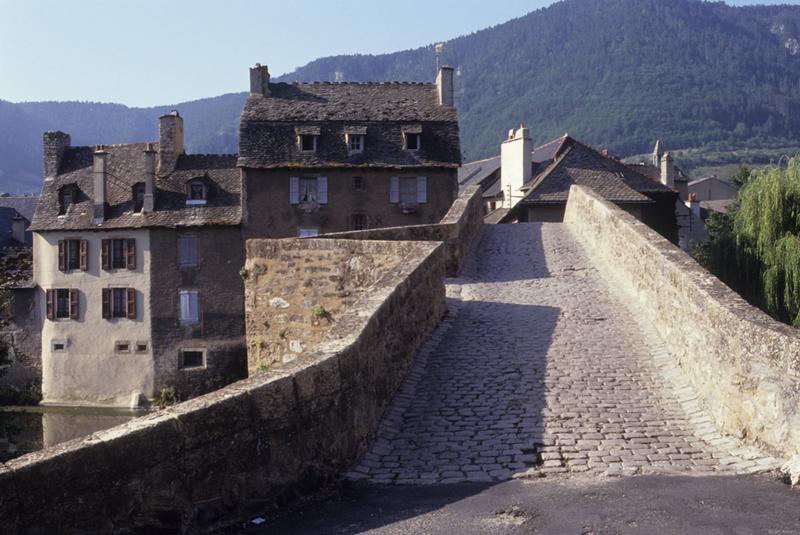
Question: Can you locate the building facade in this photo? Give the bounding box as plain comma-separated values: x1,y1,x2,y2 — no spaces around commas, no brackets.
239,64,461,239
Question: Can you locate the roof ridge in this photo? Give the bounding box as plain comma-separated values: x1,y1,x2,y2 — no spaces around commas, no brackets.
287,81,434,86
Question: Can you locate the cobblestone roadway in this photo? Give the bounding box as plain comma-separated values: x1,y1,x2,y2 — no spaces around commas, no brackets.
347,224,779,484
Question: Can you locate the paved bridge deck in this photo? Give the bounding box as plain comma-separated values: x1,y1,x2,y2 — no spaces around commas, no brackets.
347,223,778,484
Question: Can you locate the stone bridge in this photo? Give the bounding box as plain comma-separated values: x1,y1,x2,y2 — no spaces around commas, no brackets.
347,222,778,484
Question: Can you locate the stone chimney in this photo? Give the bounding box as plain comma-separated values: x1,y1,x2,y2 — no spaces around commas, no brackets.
250,63,271,96
436,65,454,107
43,131,71,180
92,146,108,224
660,152,675,188
500,125,533,209
143,143,156,213
158,110,184,175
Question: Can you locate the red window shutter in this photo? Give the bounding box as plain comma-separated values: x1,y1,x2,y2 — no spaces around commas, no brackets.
46,290,54,320
126,239,136,270
101,288,111,319
101,239,110,270
126,288,137,320
69,289,79,320
79,240,89,271
58,241,66,272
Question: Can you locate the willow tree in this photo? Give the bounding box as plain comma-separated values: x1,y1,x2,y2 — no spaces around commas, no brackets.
726,157,800,326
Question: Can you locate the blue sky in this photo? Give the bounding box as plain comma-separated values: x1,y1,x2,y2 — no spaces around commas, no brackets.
0,0,796,107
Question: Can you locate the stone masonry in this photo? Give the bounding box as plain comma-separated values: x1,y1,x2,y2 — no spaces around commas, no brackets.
348,223,779,484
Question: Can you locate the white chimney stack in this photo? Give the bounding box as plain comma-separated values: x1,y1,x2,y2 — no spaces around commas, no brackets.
143,143,156,213
500,125,533,209
661,152,675,189
92,146,108,224
436,65,454,107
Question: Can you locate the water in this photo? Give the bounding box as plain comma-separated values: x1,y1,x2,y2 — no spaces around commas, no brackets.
0,405,143,463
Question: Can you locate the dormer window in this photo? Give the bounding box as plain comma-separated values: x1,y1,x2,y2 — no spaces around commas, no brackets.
186,180,207,206
295,126,321,153
58,186,75,215
402,126,422,151
132,183,145,213
344,126,367,154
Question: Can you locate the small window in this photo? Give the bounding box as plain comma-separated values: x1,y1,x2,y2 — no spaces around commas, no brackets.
46,289,78,320
102,287,136,319
179,235,198,268
133,183,145,213
351,214,367,231
58,187,75,215
352,176,365,191
400,178,417,204
112,288,128,318
298,228,320,238
299,134,317,152
404,132,421,151
180,349,205,369
102,238,135,271
115,341,131,353
135,341,148,353
348,134,364,153
299,177,318,204
180,290,199,323
52,340,67,352
112,239,126,269
186,180,207,205
58,239,86,271
55,289,70,319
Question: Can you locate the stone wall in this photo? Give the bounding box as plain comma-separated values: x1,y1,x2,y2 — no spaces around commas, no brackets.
0,239,446,533
322,184,483,276
564,185,800,458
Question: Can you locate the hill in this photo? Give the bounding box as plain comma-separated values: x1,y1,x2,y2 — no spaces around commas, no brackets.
4,0,800,192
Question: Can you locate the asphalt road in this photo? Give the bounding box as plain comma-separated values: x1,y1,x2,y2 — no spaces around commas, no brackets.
230,473,800,534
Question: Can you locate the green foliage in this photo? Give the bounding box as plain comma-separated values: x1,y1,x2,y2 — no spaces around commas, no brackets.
239,267,249,280
152,386,179,409
731,167,754,188
697,156,800,327
311,304,330,319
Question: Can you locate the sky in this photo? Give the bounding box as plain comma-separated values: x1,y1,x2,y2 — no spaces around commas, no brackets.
0,0,797,107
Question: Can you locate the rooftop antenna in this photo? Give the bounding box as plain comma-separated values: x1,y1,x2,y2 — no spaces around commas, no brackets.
435,43,444,73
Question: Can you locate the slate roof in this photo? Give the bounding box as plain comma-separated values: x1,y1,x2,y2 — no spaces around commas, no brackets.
29,143,241,232
518,138,674,206
0,196,38,222
628,162,689,184
239,82,460,169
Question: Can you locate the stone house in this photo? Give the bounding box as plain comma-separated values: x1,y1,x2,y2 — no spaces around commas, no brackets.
28,112,245,407
687,175,738,202
459,127,679,241
239,64,461,239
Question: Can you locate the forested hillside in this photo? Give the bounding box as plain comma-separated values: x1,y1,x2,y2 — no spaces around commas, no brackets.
4,0,800,193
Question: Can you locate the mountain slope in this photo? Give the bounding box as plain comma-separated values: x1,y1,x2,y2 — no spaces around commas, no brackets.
3,0,800,193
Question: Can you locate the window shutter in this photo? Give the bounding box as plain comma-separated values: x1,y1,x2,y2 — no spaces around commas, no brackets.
58,241,66,272
317,176,328,204
126,239,136,270
79,240,88,271
416,176,428,204
389,176,400,204
46,290,54,320
126,288,137,320
101,239,110,270
289,176,300,205
102,288,111,319
180,291,189,321
69,289,79,320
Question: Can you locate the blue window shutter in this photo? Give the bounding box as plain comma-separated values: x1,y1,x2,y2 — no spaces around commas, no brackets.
290,176,300,204
416,176,427,203
390,176,400,203
318,176,328,204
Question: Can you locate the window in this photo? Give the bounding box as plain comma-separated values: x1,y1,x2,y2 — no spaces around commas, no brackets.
347,134,364,153
186,181,207,205
290,176,328,205
52,340,67,352
352,176,365,191
404,132,421,151
389,176,427,205
102,288,136,320
58,187,75,215
299,134,317,152
179,235,198,268
58,239,87,271
180,290,199,323
101,239,136,270
298,227,320,238
115,341,131,353
133,183,145,212
351,214,367,231
46,289,78,320
179,349,205,369
135,341,148,353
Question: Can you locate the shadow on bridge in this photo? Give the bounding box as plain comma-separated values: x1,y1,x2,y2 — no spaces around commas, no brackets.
459,223,551,283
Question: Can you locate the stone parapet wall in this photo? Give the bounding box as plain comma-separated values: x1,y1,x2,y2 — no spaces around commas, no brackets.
322,184,483,276
564,185,800,459
0,240,446,533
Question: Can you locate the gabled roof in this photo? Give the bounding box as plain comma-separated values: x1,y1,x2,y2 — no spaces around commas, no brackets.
29,143,241,232
628,161,689,184
238,82,460,169
0,196,38,222
688,175,737,189
518,138,673,206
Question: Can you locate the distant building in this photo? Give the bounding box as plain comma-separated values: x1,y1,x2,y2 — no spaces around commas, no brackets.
29,113,246,407
0,194,38,247
688,175,738,202
459,128,679,242
239,64,461,239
